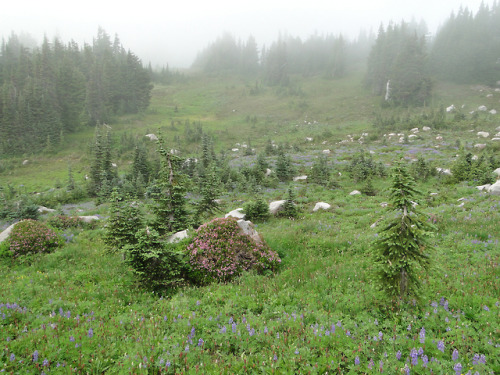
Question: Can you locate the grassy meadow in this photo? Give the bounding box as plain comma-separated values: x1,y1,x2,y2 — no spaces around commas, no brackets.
1,71,499,374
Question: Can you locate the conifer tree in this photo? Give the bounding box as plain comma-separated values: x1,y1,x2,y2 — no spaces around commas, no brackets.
371,161,434,302
195,163,222,220
150,137,190,236
275,149,294,182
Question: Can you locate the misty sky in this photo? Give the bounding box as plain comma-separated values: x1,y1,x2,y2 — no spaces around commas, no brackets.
0,0,492,68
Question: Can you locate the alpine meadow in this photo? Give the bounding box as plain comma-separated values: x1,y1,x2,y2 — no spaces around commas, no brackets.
1,3,499,374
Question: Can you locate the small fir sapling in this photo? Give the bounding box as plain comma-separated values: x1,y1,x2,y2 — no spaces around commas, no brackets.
371,161,435,302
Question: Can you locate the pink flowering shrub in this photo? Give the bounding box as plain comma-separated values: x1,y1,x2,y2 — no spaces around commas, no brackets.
8,220,63,257
187,217,281,283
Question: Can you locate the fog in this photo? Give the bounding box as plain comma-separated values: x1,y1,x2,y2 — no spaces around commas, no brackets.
0,0,492,68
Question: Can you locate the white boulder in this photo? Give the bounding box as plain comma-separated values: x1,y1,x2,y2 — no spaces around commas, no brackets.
265,168,272,177
78,215,100,223
490,109,497,115
313,202,331,212
322,149,331,155
487,180,500,195
474,144,487,150
0,222,21,244
422,126,431,131
225,208,245,220
38,206,56,214
476,184,491,191
237,220,262,245
167,229,189,243
436,168,452,176
493,168,500,177
477,131,490,138
349,190,361,196
269,200,286,215
145,134,158,141
293,175,307,182
478,105,488,111
446,104,456,113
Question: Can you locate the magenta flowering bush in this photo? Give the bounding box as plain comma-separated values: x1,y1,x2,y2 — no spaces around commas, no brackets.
8,220,63,257
187,217,280,283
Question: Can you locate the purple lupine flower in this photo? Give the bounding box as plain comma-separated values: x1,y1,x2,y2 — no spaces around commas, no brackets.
422,355,428,368
184,345,189,352
368,358,374,370
166,360,171,367
379,360,383,372
264,326,268,334
163,316,167,321
32,350,39,362
410,348,418,366
407,324,412,331
198,338,204,347
69,336,75,342
374,319,378,325
453,363,462,375
472,354,480,365
479,354,486,364
354,356,360,365
10,353,15,361
403,364,410,375
452,349,459,361
294,349,299,355
232,322,237,333
273,354,277,361
346,330,351,337
43,359,49,367
396,350,402,360
437,340,445,352
419,327,425,343
220,326,226,334
483,305,489,311
417,347,424,356
87,328,93,338
378,331,383,340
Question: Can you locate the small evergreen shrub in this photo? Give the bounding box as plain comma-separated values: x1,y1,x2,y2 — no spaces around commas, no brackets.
278,186,299,218
187,217,280,284
243,198,270,222
104,191,143,251
124,227,187,292
8,220,63,257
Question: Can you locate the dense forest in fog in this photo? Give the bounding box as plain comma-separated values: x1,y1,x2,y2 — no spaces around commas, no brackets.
1,2,500,156
0,28,152,155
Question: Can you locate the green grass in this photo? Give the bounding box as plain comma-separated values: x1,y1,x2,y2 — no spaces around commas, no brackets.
1,70,499,373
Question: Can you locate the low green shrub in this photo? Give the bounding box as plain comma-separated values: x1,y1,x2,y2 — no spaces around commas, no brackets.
124,227,187,292
0,240,12,259
243,198,270,222
8,219,64,257
46,215,84,229
187,217,280,284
